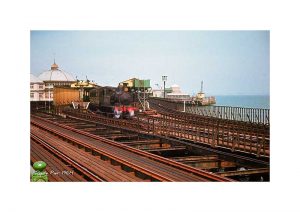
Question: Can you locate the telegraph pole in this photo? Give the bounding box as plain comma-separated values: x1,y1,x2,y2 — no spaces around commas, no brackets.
162,75,167,98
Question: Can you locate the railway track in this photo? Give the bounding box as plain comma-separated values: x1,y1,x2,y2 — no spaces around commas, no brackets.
31,136,102,182
31,138,89,182
63,109,270,159
31,112,269,181
136,112,270,157
141,100,270,158
31,128,144,182
31,114,233,182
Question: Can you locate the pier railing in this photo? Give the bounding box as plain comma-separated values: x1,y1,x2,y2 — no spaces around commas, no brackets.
149,97,270,125
186,105,269,125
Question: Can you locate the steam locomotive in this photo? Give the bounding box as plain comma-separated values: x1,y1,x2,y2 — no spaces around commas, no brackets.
89,85,137,118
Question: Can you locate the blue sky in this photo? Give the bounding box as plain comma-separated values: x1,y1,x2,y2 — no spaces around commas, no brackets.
30,31,269,95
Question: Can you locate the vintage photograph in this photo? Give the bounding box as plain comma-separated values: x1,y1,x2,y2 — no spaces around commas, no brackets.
30,30,270,182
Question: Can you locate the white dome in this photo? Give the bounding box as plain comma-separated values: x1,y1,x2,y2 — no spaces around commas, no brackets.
170,84,182,93
38,63,75,82
30,73,43,83
38,69,75,81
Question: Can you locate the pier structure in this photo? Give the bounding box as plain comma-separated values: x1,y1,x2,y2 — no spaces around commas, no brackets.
31,99,269,181
30,67,269,182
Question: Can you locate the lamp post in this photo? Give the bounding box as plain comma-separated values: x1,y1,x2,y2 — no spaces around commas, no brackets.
48,86,50,113
143,80,146,111
162,75,167,98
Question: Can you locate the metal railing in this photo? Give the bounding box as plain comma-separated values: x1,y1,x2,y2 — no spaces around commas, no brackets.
63,109,269,158
186,105,269,125
149,97,270,125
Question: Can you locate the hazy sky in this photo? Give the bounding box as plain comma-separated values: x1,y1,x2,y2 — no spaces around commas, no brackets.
30,31,269,95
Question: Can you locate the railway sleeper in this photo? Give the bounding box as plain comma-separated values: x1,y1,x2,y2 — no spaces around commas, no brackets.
110,159,121,166
134,170,150,180
121,164,134,173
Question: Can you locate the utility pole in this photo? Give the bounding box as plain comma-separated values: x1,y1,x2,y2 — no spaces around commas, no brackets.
143,81,146,111
162,75,168,98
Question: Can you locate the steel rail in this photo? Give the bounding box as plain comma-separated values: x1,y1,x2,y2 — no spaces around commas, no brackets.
31,133,105,182
31,120,213,181
33,114,233,182
31,139,89,182
31,128,146,182
31,114,234,182
31,119,179,182
139,103,269,157
62,111,269,165
31,122,206,182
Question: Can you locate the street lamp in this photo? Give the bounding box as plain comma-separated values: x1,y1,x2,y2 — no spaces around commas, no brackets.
48,85,51,113
162,75,168,98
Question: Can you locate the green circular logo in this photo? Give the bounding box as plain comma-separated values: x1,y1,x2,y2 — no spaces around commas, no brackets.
33,161,47,171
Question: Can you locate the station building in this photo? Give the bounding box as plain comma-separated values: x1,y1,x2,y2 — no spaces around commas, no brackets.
30,73,45,101
152,84,191,101
166,84,191,100
30,61,76,102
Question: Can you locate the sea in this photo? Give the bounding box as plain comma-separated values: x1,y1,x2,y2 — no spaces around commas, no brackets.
214,95,270,109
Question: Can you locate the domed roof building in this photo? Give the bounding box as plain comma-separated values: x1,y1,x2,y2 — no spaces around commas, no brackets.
38,61,75,82
170,84,180,93
32,61,76,103
167,84,191,101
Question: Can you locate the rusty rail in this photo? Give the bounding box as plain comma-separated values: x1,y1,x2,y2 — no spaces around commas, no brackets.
31,133,105,182
31,115,234,182
62,109,269,158
139,113,269,157
31,139,88,182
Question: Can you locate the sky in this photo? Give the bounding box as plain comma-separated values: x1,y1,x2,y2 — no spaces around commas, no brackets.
30,31,269,96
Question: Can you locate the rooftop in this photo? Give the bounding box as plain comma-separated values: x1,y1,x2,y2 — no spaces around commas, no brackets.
30,73,43,83
38,62,76,82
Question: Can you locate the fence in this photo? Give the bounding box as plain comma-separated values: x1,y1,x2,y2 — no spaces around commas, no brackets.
149,97,270,125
